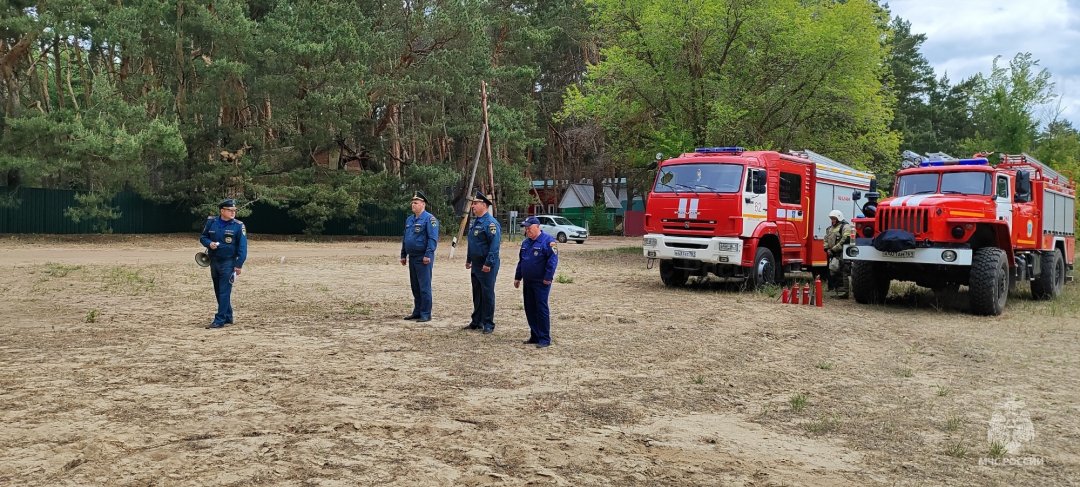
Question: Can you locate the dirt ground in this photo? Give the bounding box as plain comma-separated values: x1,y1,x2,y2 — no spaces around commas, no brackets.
1,234,1078,486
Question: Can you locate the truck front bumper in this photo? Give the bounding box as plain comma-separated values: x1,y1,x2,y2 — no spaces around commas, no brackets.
844,245,972,266
642,234,742,264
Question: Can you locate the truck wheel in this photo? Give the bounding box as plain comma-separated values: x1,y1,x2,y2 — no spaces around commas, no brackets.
659,260,688,287
746,247,776,290
557,232,567,243
852,261,890,304
1030,250,1065,300
969,247,1009,316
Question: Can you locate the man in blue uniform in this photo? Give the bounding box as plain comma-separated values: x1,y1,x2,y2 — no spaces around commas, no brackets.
400,190,439,322
199,199,248,329
464,191,501,334
514,216,559,348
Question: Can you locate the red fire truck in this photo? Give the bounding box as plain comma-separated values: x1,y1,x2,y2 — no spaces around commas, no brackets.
845,152,1076,315
642,147,873,289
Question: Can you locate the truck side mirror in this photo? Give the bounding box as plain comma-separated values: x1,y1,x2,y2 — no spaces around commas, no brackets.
1014,171,1031,202
852,190,862,201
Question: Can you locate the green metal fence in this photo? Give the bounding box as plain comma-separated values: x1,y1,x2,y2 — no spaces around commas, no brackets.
0,187,406,236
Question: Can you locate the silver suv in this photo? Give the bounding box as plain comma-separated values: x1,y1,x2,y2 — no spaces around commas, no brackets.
535,215,589,244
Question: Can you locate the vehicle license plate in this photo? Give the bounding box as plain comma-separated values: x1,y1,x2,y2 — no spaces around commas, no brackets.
674,250,696,257
882,250,914,258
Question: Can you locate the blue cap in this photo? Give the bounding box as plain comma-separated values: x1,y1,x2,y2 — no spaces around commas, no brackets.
520,216,540,227
219,199,237,209
472,191,493,206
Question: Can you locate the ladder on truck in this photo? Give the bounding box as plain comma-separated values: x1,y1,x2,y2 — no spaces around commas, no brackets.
999,153,1073,187
788,149,874,186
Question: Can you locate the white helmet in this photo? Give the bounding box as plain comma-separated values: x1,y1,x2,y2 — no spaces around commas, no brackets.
828,209,843,220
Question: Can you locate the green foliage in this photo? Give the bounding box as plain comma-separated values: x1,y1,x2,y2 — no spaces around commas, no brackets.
65,192,120,233
565,0,899,172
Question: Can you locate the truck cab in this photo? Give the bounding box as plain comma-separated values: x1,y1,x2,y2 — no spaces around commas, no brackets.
642,147,871,289
845,153,1075,315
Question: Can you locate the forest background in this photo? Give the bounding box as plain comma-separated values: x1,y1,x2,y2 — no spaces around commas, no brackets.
1,0,1077,234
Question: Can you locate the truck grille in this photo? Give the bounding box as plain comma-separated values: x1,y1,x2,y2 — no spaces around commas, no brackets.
877,207,929,234
661,219,716,233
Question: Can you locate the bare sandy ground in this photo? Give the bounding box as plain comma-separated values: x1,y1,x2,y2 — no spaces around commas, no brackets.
1,235,1078,486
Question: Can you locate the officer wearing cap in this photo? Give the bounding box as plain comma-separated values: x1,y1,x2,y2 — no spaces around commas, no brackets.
199,199,248,329
400,190,439,322
464,191,501,334
514,216,559,348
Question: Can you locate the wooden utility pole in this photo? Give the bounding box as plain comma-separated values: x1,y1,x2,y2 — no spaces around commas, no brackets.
481,81,495,206
449,123,487,259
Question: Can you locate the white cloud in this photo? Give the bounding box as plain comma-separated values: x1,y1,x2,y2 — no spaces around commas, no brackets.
888,0,1080,127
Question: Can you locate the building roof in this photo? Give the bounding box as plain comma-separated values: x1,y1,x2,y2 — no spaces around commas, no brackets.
558,183,621,209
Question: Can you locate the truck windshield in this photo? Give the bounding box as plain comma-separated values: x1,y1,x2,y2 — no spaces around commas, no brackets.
941,172,992,195
653,163,743,193
896,172,993,196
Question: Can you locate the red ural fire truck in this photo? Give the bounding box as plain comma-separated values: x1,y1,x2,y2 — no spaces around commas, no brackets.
642,147,873,289
845,152,1076,316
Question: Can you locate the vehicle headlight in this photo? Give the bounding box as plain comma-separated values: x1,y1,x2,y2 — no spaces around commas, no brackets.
643,237,657,247
942,250,957,262
717,242,739,252
951,225,964,239
846,246,859,257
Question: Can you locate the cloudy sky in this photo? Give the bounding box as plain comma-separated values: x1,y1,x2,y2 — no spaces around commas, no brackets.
887,0,1080,127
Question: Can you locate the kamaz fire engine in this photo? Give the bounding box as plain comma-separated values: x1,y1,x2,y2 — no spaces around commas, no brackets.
642,147,873,289
845,152,1076,316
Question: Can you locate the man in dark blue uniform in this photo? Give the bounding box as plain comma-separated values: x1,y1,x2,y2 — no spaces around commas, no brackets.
400,190,439,322
464,191,501,334
514,216,559,348
199,199,248,329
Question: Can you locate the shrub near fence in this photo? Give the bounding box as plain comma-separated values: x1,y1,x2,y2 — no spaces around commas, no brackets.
0,187,407,236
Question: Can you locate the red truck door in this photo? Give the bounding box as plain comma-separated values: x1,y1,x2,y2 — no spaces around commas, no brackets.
774,164,812,263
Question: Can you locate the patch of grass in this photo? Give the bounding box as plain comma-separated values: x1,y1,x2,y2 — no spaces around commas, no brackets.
895,367,914,378
987,441,1008,459
944,414,963,432
45,263,82,278
816,361,834,371
944,442,967,458
756,283,782,299
84,309,99,323
789,393,808,413
555,273,574,284
804,414,840,434
102,267,156,293
343,302,373,316
691,374,705,385
935,385,951,397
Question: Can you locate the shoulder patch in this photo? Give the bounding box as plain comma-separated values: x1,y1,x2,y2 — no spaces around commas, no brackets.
431,218,438,227
550,241,558,254
489,222,497,235
240,222,247,236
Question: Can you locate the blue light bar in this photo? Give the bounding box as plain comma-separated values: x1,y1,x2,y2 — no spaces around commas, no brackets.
695,146,745,154
919,158,988,167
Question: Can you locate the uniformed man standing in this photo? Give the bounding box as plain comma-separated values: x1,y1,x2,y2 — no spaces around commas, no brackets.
463,192,501,334
514,216,559,348
200,199,248,329
824,209,852,298
400,190,439,322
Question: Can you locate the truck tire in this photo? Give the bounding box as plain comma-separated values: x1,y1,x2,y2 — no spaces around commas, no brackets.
659,260,688,287
852,261,890,304
1030,250,1065,300
969,247,1009,316
746,247,777,290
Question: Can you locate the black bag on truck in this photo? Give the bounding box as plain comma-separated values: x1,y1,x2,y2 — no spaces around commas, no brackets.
872,229,916,252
